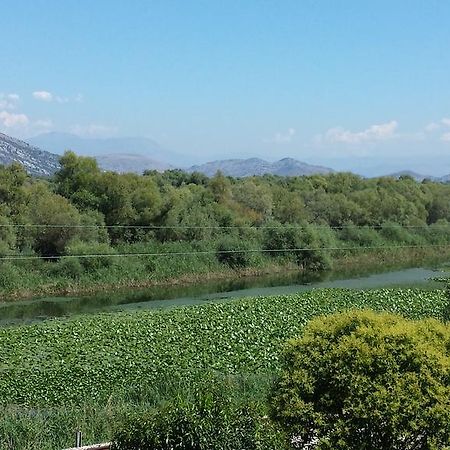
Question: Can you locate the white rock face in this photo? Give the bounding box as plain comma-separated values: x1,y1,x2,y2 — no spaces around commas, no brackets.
0,133,60,176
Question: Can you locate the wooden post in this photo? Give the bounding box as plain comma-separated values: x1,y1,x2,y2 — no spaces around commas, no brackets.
75,430,83,447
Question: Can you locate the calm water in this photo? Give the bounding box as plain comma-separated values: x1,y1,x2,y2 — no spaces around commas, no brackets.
0,262,447,327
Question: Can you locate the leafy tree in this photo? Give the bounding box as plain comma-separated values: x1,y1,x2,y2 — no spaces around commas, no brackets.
0,216,16,256
232,179,273,222
270,310,450,449
54,151,102,209
25,184,82,256
272,188,306,224
0,163,28,216
209,170,232,203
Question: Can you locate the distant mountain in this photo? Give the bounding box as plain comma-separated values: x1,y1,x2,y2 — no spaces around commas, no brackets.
438,174,450,183
29,132,186,166
386,170,438,182
187,157,334,177
0,133,60,176
95,153,173,173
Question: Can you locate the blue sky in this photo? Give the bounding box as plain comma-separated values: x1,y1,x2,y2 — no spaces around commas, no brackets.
1,0,450,174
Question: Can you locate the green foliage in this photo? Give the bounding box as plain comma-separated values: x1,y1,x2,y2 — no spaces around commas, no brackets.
65,240,116,271
0,216,16,256
0,163,28,214
5,155,450,296
270,310,450,449
216,235,253,268
263,222,334,270
0,288,447,406
338,224,385,247
25,183,82,256
112,378,286,450
49,257,84,279
0,262,23,290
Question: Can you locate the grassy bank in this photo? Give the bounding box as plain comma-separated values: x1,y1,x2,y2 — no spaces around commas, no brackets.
2,243,450,302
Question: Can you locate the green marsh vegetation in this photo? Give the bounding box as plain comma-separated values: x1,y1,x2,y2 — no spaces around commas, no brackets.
1,288,450,448
2,154,450,298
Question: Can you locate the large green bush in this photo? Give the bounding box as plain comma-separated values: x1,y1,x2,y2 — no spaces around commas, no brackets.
262,222,334,270
270,310,450,449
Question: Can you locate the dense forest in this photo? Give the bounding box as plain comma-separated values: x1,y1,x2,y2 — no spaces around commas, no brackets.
1,151,450,297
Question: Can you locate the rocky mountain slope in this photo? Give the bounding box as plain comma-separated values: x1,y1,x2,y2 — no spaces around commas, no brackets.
0,133,60,176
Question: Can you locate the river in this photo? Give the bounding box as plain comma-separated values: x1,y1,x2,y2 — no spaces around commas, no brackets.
0,261,448,327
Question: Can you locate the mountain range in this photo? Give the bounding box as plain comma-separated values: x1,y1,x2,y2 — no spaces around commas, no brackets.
1,132,450,181
28,132,185,166
188,157,333,177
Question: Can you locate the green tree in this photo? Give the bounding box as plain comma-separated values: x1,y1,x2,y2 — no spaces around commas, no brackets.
270,310,450,449
54,151,102,209
25,184,82,256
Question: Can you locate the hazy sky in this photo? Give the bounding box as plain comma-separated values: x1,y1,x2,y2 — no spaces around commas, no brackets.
1,0,450,175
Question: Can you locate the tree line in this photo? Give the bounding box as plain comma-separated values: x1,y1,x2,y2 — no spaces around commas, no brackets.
1,152,450,293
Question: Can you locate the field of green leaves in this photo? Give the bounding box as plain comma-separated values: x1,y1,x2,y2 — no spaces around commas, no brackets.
0,287,447,406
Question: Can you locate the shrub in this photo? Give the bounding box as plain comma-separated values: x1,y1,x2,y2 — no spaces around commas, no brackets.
379,221,417,244
65,240,117,272
263,223,333,271
216,235,253,268
270,310,450,449
0,263,22,291
50,257,84,279
112,379,286,450
338,224,384,247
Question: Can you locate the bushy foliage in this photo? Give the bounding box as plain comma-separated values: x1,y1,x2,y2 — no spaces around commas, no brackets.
263,222,334,270
270,310,450,449
112,378,286,450
0,262,23,290
4,154,450,295
216,235,253,268
49,257,84,279
65,240,117,271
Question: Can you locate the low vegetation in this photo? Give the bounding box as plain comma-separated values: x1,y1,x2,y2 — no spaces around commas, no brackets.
1,287,449,448
0,288,447,406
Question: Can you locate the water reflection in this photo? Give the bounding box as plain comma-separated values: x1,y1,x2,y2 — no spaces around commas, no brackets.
0,263,444,327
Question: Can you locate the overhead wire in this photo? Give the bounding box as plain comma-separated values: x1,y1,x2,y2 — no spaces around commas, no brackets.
0,223,449,230
1,243,450,261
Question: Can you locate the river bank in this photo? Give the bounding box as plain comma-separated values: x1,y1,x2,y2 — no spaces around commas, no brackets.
1,245,450,303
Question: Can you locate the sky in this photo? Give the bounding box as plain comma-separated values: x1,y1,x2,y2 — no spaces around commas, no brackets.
1,0,450,175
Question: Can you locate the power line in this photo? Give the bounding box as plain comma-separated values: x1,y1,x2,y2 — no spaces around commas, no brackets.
1,243,450,261
0,223,449,230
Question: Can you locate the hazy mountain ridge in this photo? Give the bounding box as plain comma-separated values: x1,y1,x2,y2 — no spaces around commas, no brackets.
95,153,173,173
0,133,60,176
29,132,186,166
187,157,334,177
386,170,438,182
2,132,450,181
